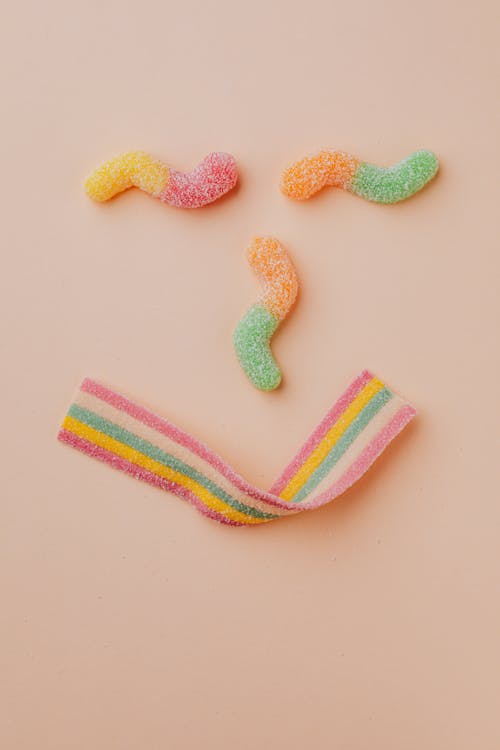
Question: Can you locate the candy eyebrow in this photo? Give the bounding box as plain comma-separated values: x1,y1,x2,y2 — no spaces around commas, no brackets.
84,150,239,208
281,149,439,204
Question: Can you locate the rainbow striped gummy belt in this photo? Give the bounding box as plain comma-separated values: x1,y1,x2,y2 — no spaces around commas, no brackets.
58,371,416,526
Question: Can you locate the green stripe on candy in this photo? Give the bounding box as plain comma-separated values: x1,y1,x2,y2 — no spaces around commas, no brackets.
233,303,281,391
68,404,279,520
291,387,393,503
351,150,438,204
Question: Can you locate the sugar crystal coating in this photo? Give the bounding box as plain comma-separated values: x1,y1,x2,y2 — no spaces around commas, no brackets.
281,149,438,203
161,152,238,208
84,151,169,201
247,236,298,320
351,150,439,203
234,237,299,391
58,373,417,526
85,151,238,207
281,151,358,200
233,304,281,391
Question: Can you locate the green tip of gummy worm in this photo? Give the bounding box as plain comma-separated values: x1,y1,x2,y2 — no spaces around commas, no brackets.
233,304,282,391
351,150,439,204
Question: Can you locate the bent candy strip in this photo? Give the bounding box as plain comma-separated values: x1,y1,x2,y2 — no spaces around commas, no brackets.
233,237,298,391
84,151,238,208
281,149,439,203
58,371,416,526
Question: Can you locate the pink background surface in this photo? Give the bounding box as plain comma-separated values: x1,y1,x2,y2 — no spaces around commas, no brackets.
1,1,499,748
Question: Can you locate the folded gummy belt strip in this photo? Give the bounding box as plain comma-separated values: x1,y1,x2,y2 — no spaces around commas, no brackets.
58,371,416,526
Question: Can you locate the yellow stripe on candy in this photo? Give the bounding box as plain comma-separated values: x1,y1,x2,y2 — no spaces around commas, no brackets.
63,416,266,525
84,151,170,202
279,377,385,501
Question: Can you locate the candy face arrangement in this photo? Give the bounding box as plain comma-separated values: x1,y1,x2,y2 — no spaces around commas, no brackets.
281,149,438,204
85,150,239,208
58,145,438,526
234,237,298,391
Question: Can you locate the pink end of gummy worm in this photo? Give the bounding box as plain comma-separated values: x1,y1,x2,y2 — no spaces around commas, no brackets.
160,152,238,208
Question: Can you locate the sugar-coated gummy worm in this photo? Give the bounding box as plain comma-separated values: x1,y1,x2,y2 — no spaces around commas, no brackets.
58,372,416,526
233,237,299,391
84,150,239,208
281,149,439,204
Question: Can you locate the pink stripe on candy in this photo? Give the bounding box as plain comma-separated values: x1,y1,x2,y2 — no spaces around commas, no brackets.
270,370,374,495
303,405,417,510
57,428,244,526
80,379,296,512
64,375,416,524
